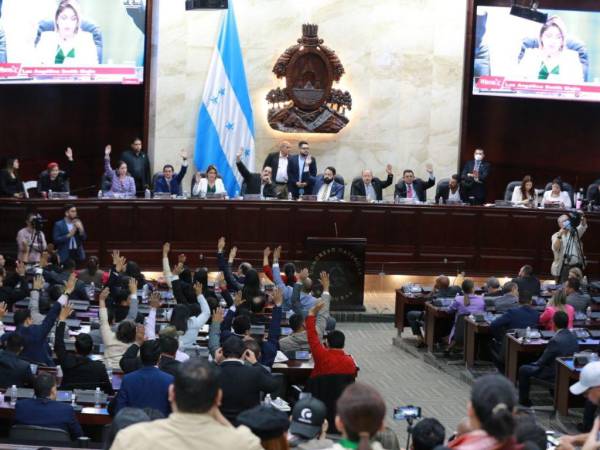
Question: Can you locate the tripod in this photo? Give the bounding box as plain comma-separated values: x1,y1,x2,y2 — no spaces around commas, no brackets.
27,227,44,263
405,417,415,450
558,227,586,283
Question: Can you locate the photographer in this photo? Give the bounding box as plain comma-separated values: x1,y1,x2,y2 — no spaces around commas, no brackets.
16,212,47,264
552,213,587,283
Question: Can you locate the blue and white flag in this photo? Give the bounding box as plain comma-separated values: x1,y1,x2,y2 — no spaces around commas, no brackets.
193,1,255,197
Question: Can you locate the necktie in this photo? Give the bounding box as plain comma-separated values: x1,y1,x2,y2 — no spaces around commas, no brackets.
320,184,329,201
407,184,413,199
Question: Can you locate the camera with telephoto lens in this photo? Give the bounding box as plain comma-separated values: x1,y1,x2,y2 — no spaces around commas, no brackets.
564,211,582,231
31,214,47,231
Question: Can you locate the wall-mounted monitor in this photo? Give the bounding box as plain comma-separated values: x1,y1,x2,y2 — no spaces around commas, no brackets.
472,6,600,102
0,0,146,84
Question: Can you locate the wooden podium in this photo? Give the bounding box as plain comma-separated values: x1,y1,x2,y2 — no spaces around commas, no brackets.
305,237,366,311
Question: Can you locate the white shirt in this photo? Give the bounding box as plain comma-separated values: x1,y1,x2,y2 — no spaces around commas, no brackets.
66,222,77,249
364,183,376,201
317,182,332,201
543,190,572,209
448,187,461,202
275,153,288,183
192,178,226,197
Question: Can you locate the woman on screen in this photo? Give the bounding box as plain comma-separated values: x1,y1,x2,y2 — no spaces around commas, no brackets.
511,175,536,205
192,165,227,198
35,0,98,65
518,19,583,84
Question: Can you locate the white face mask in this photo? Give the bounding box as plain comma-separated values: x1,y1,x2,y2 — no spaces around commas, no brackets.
474,154,483,161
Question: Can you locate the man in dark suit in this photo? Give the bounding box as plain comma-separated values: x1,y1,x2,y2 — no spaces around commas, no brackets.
14,372,83,439
216,336,279,425
120,137,152,195
52,204,86,264
394,164,435,202
0,333,33,388
460,148,491,205
518,311,578,406
153,150,189,195
54,305,113,393
287,141,318,199
493,281,519,314
263,141,291,199
236,148,276,197
512,265,541,297
109,340,173,417
311,166,344,201
350,166,394,201
435,174,467,203
119,334,181,377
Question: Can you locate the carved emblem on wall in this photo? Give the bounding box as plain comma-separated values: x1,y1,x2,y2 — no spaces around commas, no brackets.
266,24,352,134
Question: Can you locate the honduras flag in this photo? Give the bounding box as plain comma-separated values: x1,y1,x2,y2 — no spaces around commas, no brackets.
194,1,255,197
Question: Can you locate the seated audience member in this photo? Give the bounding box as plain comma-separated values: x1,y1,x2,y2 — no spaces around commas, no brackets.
120,328,182,377
394,164,435,202
543,178,572,208
192,165,227,198
447,279,484,344
436,174,466,203
514,416,548,450
235,148,276,197
14,372,83,439
38,147,74,195
350,166,393,202
565,277,591,313
518,311,578,407
14,274,70,366
54,304,113,393
103,145,136,196
237,405,290,449
287,397,334,449
407,275,461,347
272,247,317,314
312,166,345,201
287,141,318,199
110,340,173,417
539,290,574,331
411,418,446,450
512,265,541,297
484,277,502,297
16,212,47,264
104,407,155,450
0,261,29,306
0,333,34,388
119,138,152,195
169,282,211,353
449,375,520,450
98,286,139,369
153,149,189,195
512,175,536,205
493,282,519,313
0,157,24,198
216,336,279,424
77,255,104,285
568,267,588,291
490,291,540,339
110,359,263,450
333,383,387,450
43,258,90,300
307,301,357,378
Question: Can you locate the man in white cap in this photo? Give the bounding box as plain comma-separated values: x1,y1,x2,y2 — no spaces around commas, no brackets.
559,361,600,449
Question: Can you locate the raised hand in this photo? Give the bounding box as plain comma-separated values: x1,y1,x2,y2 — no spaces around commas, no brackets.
128,277,138,295
193,281,203,297
172,262,184,276
236,147,243,162
319,271,330,292
263,246,271,259
98,287,110,307
65,147,74,161
162,242,170,257
425,163,433,173
273,245,281,263
115,256,127,273
228,246,237,262
180,149,188,161
218,237,226,252
104,145,112,157
32,275,44,290
149,291,161,309
15,260,26,277
272,287,283,307
64,273,77,295
386,164,393,175
212,307,225,324
111,250,120,266
59,304,74,322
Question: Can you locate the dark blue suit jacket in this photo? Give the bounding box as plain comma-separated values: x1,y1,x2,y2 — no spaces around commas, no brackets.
287,155,317,198
16,301,61,366
15,398,83,439
311,175,344,200
153,165,188,195
52,219,86,263
111,366,173,417
490,305,540,340
460,160,491,203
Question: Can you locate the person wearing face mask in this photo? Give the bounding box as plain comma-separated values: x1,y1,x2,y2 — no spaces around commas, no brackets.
552,213,587,282
394,164,435,202
287,141,318,199
460,148,490,205
103,145,136,197
38,147,74,196
311,166,344,201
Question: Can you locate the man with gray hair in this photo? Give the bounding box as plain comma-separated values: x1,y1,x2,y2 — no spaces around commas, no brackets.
484,277,501,297
350,165,393,201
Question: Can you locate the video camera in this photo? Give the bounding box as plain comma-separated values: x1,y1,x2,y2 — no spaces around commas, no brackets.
564,211,582,231
30,214,47,231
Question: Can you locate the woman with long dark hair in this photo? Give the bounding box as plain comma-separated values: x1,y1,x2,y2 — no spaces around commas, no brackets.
511,175,536,205
0,157,24,197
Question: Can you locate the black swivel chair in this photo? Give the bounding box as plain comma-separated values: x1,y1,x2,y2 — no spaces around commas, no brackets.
504,181,522,201
9,424,72,445
334,175,345,186
434,178,449,203
586,184,598,202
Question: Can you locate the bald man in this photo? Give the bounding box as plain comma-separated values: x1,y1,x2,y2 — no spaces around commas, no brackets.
263,141,292,199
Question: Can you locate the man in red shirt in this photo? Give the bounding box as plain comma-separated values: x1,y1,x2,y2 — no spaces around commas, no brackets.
306,301,357,378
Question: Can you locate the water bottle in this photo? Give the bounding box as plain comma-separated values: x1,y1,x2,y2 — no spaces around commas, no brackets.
144,188,151,199
287,192,293,201
142,283,150,301
97,190,103,199
9,385,17,407
438,196,444,205
48,189,53,199
524,326,531,342
106,368,113,382
587,306,592,320
71,393,77,408
576,189,583,210
87,282,95,301
94,387,101,408
263,393,272,406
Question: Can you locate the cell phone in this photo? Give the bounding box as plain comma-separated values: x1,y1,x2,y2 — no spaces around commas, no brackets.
295,351,310,360
393,406,421,420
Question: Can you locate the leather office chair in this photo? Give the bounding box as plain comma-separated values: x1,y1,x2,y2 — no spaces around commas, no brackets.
586,184,598,201
334,175,345,185
9,424,72,444
504,181,522,201
435,178,449,203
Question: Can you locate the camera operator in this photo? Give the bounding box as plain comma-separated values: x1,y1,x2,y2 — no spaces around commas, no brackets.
16,212,47,264
552,212,587,283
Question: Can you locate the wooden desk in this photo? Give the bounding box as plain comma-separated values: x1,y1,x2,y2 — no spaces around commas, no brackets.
394,289,427,330
464,317,491,369
555,357,585,416
424,303,453,353
3,199,599,276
